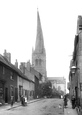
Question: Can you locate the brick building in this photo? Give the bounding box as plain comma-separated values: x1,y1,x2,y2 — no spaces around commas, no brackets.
0,51,39,104
0,54,18,104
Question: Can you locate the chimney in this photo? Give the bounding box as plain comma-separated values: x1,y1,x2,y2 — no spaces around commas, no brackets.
3,49,7,58
15,59,18,68
26,60,31,71
3,50,11,63
19,62,25,74
7,53,11,62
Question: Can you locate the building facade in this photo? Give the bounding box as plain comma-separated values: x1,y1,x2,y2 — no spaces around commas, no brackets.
32,10,47,82
0,51,38,104
68,16,82,111
19,60,42,99
0,54,18,104
47,77,66,94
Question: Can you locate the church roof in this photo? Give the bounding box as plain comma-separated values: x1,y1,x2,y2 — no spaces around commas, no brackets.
47,77,66,84
34,10,45,54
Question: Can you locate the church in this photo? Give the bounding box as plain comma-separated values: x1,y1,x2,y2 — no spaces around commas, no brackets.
32,9,47,82
47,77,66,94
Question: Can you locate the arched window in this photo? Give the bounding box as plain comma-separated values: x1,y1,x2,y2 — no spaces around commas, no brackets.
35,59,38,66
35,59,42,66
39,59,41,65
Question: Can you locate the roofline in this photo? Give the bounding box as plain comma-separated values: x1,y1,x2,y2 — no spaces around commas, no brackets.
0,59,34,83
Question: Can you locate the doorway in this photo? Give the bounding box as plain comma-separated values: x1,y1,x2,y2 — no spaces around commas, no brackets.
5,87,8,103
15,88,18,102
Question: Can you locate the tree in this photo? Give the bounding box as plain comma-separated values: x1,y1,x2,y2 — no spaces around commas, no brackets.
38,81,52,98
51,86,61,98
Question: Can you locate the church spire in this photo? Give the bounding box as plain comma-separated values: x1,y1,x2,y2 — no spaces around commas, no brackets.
32,9,47,81
35,9,45,54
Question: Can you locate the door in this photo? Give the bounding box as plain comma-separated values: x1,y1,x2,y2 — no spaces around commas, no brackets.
5,88,8,103
15,88,18,102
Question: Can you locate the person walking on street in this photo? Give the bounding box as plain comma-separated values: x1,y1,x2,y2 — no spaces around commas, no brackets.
11,96,14,108
21,95,24,106
71,95,76,109
64,95,68,108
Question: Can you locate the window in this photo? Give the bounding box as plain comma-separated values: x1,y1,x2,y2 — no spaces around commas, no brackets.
79,25,82,30
39,59,42,65
10,85,14,96
35,59,42,66
3,67,5,74
58,86,61,91
10,72,14,80
35,59,38,66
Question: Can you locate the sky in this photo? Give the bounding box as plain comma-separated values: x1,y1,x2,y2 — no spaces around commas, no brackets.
0,0,82,92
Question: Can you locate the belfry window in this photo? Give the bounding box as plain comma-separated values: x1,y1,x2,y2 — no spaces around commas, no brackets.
39,59,42,65
35,59,38,66
35,59,42,66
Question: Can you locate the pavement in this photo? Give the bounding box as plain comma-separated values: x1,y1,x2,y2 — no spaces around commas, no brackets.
64,99,78,115
0,98,42,111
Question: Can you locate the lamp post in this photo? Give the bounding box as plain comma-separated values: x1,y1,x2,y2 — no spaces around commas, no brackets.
71,65,76,74
70,66,77,100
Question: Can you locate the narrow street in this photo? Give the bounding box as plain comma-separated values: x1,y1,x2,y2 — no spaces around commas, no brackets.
0,98,64,115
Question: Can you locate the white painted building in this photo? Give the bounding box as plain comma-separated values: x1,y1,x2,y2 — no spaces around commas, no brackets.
47,77,66,94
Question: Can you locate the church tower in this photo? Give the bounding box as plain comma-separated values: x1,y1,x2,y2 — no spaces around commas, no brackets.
32,9,47,82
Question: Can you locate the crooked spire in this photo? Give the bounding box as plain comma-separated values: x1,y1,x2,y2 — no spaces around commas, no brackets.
35,9,45,54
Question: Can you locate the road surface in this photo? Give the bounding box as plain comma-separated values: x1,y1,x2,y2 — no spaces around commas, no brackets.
0,98,64,115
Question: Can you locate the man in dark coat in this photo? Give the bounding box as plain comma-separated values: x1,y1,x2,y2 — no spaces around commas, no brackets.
71,95,76,109
11,96,14,107
64,95,67,108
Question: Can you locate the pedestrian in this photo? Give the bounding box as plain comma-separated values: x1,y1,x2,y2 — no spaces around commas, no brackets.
11,96,14,107
24,96,27,106
21,95,24,106
64,95,67,108
22,96,26,106
71,95,76,109
37,95,38,98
